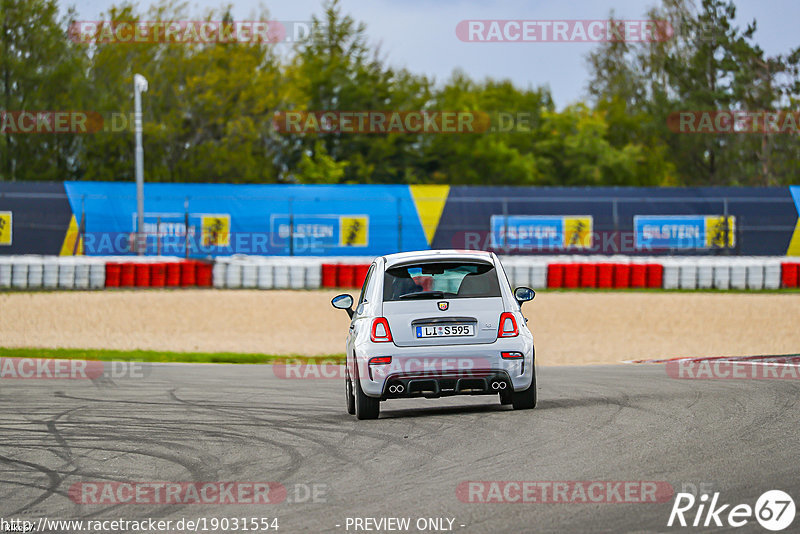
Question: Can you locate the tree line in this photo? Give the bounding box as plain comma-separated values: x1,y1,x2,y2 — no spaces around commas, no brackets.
1,0,798,186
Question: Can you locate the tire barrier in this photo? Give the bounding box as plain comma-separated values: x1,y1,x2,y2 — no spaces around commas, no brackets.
781,262,799,288
0,255,798,291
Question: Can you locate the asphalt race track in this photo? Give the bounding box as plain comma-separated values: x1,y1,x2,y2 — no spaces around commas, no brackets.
1,363,798,533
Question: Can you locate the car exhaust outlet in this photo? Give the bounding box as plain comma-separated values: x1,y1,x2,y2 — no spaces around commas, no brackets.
491,381,500,390
498,382,507,389
395,384,405,393
389,385,398,393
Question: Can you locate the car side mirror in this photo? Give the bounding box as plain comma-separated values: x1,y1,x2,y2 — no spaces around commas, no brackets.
331,294,354,318
514,286,535,305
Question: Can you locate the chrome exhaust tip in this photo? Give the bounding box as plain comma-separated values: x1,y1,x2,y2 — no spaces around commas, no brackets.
498,381,507,389
491,381,500,390
389,385,398,393
396,384,404,393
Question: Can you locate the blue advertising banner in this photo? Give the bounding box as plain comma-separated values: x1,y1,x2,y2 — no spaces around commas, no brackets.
634,215,735,249
62,182,427,257
437,186,790,255
489,215,593,249
53,182,799,257
269,214,369,249
0,182,73,255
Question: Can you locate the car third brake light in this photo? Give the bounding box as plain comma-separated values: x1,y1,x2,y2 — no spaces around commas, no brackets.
370,317,393,343
498,312,519,338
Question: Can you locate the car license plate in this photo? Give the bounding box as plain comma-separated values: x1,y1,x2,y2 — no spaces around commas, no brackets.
416,324,474,338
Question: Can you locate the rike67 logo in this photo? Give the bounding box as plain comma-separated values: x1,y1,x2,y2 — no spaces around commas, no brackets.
668,490,795,531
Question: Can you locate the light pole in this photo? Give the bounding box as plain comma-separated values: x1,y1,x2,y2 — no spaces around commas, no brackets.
133,73,148,255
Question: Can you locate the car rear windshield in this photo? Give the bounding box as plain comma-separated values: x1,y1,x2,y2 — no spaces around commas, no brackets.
383,262,501,301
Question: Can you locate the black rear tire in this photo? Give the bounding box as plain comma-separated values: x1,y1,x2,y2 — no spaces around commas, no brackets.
354,368,380,420
345,372,355,415
511,372,537,410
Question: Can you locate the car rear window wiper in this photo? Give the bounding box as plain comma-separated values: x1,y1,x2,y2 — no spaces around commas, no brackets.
398,291,445,300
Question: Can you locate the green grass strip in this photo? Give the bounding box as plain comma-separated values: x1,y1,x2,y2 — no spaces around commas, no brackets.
0,347,345,365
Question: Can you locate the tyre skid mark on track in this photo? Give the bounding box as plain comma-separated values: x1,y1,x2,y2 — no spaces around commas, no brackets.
2,395,222,521
0,454,63,516
165,387,459,484
167,389,358,474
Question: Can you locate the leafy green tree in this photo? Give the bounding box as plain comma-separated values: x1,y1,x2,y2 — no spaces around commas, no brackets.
297,140,348,183
81,1,285,183
0,0,88,181
278,0,432,183
587,0,799,186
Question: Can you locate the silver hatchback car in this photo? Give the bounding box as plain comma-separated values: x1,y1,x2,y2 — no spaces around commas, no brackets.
331,250,536,419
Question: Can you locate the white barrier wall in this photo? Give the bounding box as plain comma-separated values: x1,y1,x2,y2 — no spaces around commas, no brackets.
0,255,797,291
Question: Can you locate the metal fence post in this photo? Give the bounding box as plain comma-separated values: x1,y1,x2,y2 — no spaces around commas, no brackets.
502,198,509,250
184,196,190,259
397,196,403,253
723,197,730,256
156,216,161,256
73,195,85,256
288,197,294,256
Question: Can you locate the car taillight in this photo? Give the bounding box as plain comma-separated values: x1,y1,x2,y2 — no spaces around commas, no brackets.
370,317,393,343
498,312,519,338
501,351,523,359
369,356,392,365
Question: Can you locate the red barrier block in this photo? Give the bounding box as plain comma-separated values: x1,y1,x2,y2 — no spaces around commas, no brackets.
563,264,580,289
196,262,213,287
354,264,370,289
321,264,338,288
180,260,197,287
150,263,166,287
165,262,181,287
337,264,355,288
105,262,121,287
579,263,597,288
120,263,135,287
613,264,630,288
645,264,663,288
630,264,647,288
597,263,614,288
547,264,564,288
134,263,151,287
781,262,799,288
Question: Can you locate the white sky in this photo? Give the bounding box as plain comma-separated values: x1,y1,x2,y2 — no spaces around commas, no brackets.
67,0,800,108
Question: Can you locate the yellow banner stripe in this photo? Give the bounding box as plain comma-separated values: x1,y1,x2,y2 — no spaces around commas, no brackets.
59,215,83,255
409,185,450,246
787,219,800,256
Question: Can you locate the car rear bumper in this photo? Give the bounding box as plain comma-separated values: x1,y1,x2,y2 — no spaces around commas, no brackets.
381,370,514,399
353,336,534,398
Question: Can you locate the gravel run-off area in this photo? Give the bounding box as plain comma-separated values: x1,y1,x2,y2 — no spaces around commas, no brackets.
1,290,799,365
